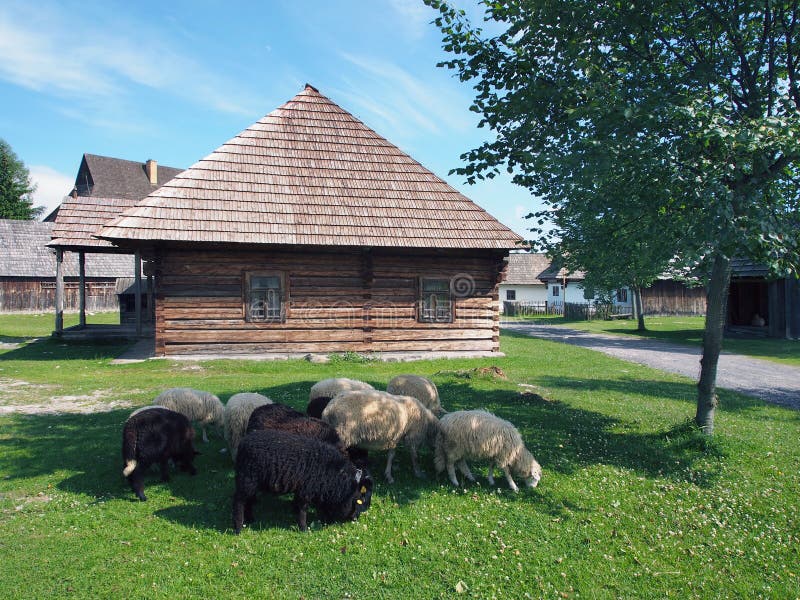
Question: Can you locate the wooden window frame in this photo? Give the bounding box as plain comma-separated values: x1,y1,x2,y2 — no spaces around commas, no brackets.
506,289,517,301
418,277,454,323
552,284,560,297
243,272,286,323
616,288,628,303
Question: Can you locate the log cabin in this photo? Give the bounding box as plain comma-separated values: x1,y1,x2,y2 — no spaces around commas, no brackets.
96,85,524,358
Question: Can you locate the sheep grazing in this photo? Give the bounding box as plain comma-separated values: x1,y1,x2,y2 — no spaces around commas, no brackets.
386,375,444,416
224,392,272,461
153,387,224,443
121,407,199,501
321,390,440,483
307,378,374,419
232,429,373,533
434,410,542,492
246,403,345,452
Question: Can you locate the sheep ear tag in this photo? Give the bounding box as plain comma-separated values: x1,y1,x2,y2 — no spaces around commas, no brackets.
360,486,367,495
355,469,363,484
356,499,364,505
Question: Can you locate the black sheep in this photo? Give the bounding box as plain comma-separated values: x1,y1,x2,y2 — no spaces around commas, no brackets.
232,429,373,533
246,403,344,449
306,396,332,420
247,402,369,467
121,407,199,501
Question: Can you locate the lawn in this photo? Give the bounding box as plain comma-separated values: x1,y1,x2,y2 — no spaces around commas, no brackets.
0,311,120,341
507,315,800,366
0,329,798,598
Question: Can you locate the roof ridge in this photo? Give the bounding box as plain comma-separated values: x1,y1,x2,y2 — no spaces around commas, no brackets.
97,86,524,250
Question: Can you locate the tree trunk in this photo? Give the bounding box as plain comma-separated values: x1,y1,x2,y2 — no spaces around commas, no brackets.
633,287,646,331
696,253,732,435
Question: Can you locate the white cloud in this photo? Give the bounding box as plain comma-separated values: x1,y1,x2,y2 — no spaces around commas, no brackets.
335,53,473,140
29,165,73,218
0,3,259,119
387,0,435,39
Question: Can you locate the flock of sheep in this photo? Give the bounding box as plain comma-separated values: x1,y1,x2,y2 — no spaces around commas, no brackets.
121,376,542,532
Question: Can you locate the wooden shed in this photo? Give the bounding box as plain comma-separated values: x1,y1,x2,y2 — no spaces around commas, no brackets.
0,219,129,312
96,85,523,358
48,155,182,334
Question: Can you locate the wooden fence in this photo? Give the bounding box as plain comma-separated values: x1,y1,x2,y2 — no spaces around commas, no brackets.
503,301,562,316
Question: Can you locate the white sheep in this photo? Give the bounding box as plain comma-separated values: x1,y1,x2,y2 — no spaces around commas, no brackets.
152,388,224,444
434,410,542,492
307,378,375,418
321,389,440,483
386,375,444,416
224,392,272,460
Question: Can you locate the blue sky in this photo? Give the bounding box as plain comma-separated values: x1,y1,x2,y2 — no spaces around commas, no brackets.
0,0,538,236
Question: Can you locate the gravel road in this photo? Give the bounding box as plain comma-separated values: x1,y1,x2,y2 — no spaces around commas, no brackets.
503,323,800,409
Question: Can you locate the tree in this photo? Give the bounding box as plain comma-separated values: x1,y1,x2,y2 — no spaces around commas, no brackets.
426,0,800,433
0,139,42,220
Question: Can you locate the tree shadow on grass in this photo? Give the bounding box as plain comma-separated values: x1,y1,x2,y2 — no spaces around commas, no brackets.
1,373,729,533
435,380,727,488
0,337,131,362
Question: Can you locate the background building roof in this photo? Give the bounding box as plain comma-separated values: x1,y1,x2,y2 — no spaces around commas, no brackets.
0,219,132,278
98,85,524,250
75,154,183,201
503,253,553,284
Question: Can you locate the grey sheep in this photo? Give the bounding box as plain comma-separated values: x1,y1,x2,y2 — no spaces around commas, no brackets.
434,409,542,492
224,392,272,460
321,389,440,483
153,387,224,443
386,375,444,415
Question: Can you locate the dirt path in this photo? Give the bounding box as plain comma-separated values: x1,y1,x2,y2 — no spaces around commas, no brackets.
503,323,800,409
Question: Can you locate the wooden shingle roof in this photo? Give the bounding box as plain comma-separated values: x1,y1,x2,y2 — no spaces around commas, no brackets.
50,196,139,250
538,263,586,282
504,253,553,284
97,85,523,250
0,219,131,278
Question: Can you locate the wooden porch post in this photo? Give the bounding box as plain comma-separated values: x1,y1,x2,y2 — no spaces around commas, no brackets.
134,251,142,337
55,249,64,334
79,252,86,328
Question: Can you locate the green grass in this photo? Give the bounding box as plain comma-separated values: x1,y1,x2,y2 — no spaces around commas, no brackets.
1,331,799,598
0,311,120,341
517,315,800,366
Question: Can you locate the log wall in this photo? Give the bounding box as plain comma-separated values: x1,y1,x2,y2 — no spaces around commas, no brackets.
641,280,706,316
0,278,119,312
152,247,506,356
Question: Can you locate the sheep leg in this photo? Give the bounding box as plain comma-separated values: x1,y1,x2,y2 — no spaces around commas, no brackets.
159,460,171,482
128,468,147,501
292,495,310,532
409,446,426,479
232,494,246,534
244,497,256,524
457,460,475,482
384,449,396,484
486,462,496,486
201,426,209,444
501,466,519,493
446,462,460,487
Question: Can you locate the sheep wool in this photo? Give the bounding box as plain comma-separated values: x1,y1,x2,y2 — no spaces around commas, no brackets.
153,387,224,443
386,375,444,415
321,390,440,483
224,392,273,461
246,402,346,454
121,407,198,501
232,429,373,533
307,378,374,418
434,410,542,492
